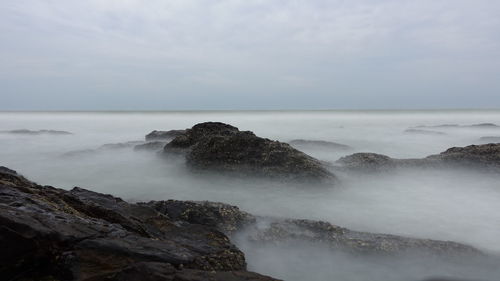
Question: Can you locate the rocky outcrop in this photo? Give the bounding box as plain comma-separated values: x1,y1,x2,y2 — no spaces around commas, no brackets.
414,123,499,129
240,219,480,256
0,167,278,281
478,136,500,143
146,200,256,236
62,141,145,157
288,139,352,150
0,166,488,280
134,141,166,152
1,129,72,135
404,129,446,135
163,122,336,182
145,130,186,141
336,143,500,172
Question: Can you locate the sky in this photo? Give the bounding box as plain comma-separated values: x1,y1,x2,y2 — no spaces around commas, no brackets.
1,0,499,110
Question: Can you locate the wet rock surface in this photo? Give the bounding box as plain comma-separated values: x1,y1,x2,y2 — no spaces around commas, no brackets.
288,139,352,150
0,168,280,281
146,130,186,141
336,143,500,172
1,166,492,280
163,122,336,182
239,218,481,257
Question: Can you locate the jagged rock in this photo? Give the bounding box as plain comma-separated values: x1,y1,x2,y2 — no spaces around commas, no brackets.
288,139,352,150
163,122,336,182
241,218,481,257
336,143,500,172
146,200,256,235
1,129,73,135
134,141,167,151
145,130,186,141
0,168,276,281
404,129,447,135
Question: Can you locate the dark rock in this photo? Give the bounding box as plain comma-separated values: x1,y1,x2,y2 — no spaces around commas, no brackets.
146,130,186,141
242,218,481,257
470,123,499,128
134,141,167,151
0,167,265,281
404,129,447,135
2,129,73,135
164,122,336,182
95,262,280,281
336,153,397,172
426,143,500,169
146,200,256,235
288,139,352,150
478,136,500,143
336,143,500,172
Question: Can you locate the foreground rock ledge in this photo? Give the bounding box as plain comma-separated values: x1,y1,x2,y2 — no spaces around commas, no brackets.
0,167,485,280
0,167,277,281
163,122,336,182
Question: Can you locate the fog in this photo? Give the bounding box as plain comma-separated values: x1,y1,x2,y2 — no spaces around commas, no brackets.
1,110,500,281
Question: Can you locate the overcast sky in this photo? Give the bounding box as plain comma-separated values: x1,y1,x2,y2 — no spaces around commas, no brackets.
1,0,499,110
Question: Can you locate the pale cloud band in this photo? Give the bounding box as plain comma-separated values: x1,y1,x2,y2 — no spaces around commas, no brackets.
1,0,499,110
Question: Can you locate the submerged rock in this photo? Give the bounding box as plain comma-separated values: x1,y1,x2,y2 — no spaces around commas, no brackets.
163,122,336,182
478,136,500,143
288,139,352,150
145,130,186,141
415,123,499,129
0,167,281,281
1,129,72,135
134,141,166,151
336,143,500,172
404,129,447,135
62,141,145,157
241,218,481,257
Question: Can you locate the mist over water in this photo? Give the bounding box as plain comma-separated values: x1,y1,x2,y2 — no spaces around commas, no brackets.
2,110,500,281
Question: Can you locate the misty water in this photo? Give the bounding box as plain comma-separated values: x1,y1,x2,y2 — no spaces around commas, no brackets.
1,110,500,281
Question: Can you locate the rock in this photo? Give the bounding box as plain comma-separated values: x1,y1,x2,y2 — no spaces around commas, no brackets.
62,141,145,157
2,129,73,135
336,143,500,172
0,167,274,281
241,218,481,257
146,200,256,235
336,153,398,172
478,136,500,143
404,129,447,135
164,122,336,182
134,141,167,151
414,123,499,129
145,130,186,141
288,139,352,150
426,143,500,170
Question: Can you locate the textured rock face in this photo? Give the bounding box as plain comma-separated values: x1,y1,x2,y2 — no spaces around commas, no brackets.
426,143,500,169
147,200,256,235
0,168,281,281
164,122,336,182
241,219,481,257
145,130,186,141
336,143,500,172
288,139,352,150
